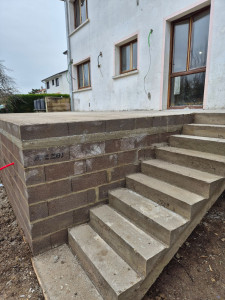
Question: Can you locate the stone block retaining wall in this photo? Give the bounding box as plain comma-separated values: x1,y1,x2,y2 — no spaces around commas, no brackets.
0,114,193,254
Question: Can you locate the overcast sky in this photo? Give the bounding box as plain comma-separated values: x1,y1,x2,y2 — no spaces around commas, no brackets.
0,0,67,93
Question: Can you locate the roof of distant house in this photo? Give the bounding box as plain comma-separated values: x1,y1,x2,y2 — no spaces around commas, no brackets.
42,70,68,82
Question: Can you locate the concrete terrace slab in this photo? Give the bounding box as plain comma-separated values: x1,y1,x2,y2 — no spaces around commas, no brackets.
32,244,103,300
1,109,225,125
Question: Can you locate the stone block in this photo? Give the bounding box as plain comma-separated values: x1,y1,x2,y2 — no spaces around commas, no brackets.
29,202,49,222
23,146,70,167
27,179,72,204
99,180,126,200
117,150,137,165
135,117,153,129
110,164,140,182
31,211,74,238
106,118,135,132
72,171,108,192
48,190,95,216
25,166,45,185
68,121,106,135
51,229,68,248
70,141,105,160
86,154,117,172
20,123,69,140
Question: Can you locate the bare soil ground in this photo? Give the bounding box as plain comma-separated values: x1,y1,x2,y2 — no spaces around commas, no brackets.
0,178,224,300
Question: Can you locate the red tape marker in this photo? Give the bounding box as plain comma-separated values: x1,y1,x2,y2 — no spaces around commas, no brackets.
0,162,15,171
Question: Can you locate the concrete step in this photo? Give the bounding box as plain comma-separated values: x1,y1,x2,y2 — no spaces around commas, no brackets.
69,224,143,300
156,146,225,177
109,188,188,246
141,159,223,198
183,124,225,139
32,244,104,300
170,134,225,156
90,205,167,276
126,173,206,219
195,113,225,125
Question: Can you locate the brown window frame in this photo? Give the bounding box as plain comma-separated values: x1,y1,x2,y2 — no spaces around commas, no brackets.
77,60,91,90
168,6,210,109
74,0,88,29
120,39,137,74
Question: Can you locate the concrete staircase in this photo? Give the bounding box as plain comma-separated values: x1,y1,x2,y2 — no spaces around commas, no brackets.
33,113,225,300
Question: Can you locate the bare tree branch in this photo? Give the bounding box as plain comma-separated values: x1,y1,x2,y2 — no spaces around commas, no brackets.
0,61,18,101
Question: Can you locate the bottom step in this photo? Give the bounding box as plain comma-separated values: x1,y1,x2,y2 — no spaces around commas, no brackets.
32,244,103,300
69,224,143,300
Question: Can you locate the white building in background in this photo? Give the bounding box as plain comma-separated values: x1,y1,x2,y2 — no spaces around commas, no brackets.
42,70,70,94
62,0,225,111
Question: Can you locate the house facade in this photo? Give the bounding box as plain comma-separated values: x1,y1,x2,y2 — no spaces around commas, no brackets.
42,70,70,94
63,0,225,111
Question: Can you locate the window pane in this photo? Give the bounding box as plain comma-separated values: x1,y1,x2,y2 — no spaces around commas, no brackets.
190,10,210,69
78,65,83,88
121,44,130,72
132,41,137,70
172,20,189,73
83,62,89,87
75,0,80,28
170,72,205,106
80,0,87,24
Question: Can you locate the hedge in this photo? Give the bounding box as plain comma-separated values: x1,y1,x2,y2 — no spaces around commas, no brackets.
4,94,70,113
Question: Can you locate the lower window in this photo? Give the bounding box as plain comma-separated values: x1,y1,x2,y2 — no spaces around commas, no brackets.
170,72,205,106
77,60,91,89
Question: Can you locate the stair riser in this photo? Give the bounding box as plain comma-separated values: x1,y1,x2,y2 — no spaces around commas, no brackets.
170,136,225,156
90,211,150,276
141,163,210,198
109,193,173,245
195,113,225,125
156,148,225,177
69,232,118,300
126,177,191,219
183,125,225,139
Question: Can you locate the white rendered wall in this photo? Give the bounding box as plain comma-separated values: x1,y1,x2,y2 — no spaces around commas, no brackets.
66,0,225,111
45,72,70,94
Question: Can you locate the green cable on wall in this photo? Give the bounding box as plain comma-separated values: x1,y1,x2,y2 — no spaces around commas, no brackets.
144,29,153,100
148,29,153,47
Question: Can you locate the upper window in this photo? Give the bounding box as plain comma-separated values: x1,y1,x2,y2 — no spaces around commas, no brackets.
47,81,49,89
52,79,54,85
74,0,88,29
56,78,59,86
120,40,137,74
77,60,91,89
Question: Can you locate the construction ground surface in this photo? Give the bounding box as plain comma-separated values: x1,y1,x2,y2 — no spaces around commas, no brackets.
0,177,224,300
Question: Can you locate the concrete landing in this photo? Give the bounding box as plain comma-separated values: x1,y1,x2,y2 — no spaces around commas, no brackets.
32,244,103,300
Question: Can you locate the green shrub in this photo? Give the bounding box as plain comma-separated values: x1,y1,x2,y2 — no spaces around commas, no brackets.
4,94,70,113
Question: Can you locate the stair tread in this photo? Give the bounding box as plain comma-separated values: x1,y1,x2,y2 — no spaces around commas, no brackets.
171,134,225,143
69,224,142,294
157,146,225,163
143,159,222,182
185,124,225,128
127,173,205,205
91,205,167,260
109,188,187,230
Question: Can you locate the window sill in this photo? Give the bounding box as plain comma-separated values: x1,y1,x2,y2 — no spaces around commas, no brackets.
112,70,139,80
69,19,90,37
73,87,92,93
